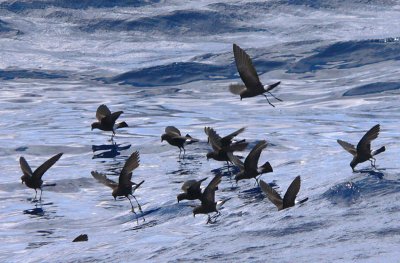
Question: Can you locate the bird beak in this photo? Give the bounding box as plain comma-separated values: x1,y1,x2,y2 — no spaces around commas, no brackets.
193,213,195,217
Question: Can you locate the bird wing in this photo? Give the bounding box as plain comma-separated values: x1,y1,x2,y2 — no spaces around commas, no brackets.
120,151,140,186
283,176,301,209
183,177,208,193
165,126,181,137
220,127,246,147
91,171,118,189
202,175,222,205
357,124,380,154
181,179,198,193
204,127,222,151
19,157,33,176
337,139,357,156
96,104,111,121
260,179,283,210
229,84,247,95
32,153,63,180
227,152,244,170
101,111,123,127
233,44,264,92
244,140,267,171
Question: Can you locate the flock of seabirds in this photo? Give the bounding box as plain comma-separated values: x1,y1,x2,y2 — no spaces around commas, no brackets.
19,44,386,231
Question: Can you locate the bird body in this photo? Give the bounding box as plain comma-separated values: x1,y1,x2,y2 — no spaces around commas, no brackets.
19,153,63,201
230,44,282,106
337,124,385,171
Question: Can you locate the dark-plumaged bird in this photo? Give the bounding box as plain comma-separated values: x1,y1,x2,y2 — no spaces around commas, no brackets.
204,127,248,166
260,176,308,211
337,124,386,172
91,151,144,217
229,43,282,107
19,153,63,201
177,177,208,203
228,140,273,183
193,175,228,224
91,104,128,140
161,126,198,157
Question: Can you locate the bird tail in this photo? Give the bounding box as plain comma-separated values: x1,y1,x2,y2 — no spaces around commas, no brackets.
117,121,128,129
185,134,199,144
259,161,273,174
133,180,145,191
372,146,386,156
216,197,231,210
264,81,281,92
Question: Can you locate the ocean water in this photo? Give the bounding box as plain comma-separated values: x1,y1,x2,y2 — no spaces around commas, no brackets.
1,0,400,262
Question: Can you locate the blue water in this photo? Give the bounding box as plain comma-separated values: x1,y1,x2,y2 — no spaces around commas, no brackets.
1,0,400,262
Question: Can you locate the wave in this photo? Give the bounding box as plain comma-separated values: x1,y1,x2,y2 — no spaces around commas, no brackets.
0,69,68,80
79,9,260,36
343,82,400,96
288,38,400,73
0,0,158,13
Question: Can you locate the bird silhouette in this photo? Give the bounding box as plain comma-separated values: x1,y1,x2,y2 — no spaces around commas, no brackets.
91,104,128,140
204,126,248,167
177,177,208,203
161,126,198,157
260,176,308,211
228,140,273,183
20,153,63,201
337,124,386,172
91,151,144,219
229,43,282,107
193,175,229,224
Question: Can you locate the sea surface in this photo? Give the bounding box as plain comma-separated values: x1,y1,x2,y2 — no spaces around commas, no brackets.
1,0,400,262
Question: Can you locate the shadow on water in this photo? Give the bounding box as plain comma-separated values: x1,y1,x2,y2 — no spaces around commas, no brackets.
92,142,131,159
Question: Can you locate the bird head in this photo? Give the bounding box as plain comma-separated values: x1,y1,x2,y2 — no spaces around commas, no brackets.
350,160,357,172
112,190,117,200
161,134,167,142
177,194,184,203
206,152,214,161
91,122,100,131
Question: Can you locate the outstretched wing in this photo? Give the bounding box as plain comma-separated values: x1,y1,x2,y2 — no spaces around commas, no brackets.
165,126,181,137
337,139,357,156
229,84,247,95
283,176,301,209
357,124,380,154
220,127,245,147
96,104,111,121
233,44,264,92
32,153,63,180
204,127,222,151
202,175,222,205
120,151,140,186
260,179,283,210
91,171,118,189
19,157,33,177
244,140,267,171
227,152,244,170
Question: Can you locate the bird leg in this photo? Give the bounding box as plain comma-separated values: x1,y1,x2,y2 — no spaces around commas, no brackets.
38,188,43,202
267,91,283,102
370,158,377,168
263,94,276,107
254,178,260,187
131,195,145,222
33,189,38,201
126,196,139,224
